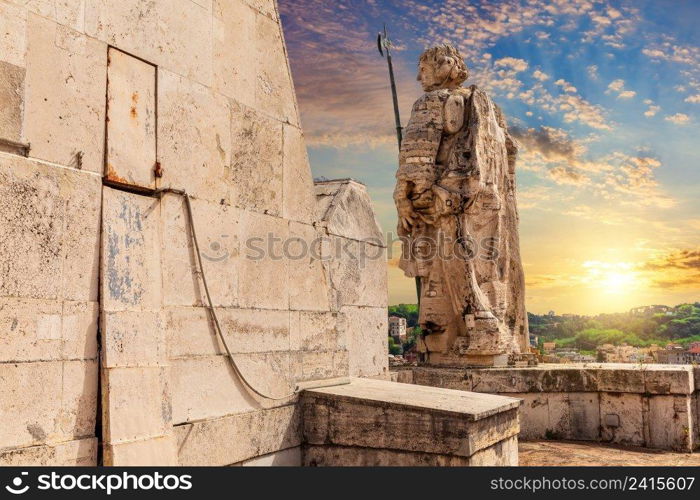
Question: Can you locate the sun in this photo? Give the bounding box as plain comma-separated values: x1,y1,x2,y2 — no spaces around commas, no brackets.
602,271,636,293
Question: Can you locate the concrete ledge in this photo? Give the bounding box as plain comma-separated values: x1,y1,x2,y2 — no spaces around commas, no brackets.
0,437,97,466
301,378,519,466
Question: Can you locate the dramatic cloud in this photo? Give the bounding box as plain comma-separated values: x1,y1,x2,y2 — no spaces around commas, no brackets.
606,79,636,99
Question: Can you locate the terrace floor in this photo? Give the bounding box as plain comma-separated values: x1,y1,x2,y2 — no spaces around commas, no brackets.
519,440,700,466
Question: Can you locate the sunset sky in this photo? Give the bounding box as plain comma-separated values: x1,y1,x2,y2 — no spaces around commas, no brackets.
277,0,700,315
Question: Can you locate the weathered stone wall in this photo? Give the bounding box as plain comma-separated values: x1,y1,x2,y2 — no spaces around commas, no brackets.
405,364,699,452
1,0,387,466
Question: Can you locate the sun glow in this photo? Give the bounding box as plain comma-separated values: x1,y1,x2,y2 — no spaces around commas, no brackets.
582,261,639,294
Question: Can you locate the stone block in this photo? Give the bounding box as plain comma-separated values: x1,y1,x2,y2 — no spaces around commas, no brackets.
24,14,106,172
325,236,388,309
7,0,85,32
255,14,297,124
292,350,349,383
0,298,97,362
102,311,166,368
0,2,27,67
238,211,289,310
283,125,315,224
101,188,162,312
290,311,341,352
175,405,301,466
467,435,518,466
239,446,301,466
167,306,290,358
0,360,96,449
509,393,549,440
339,306,388,378
170,355,294,424
212,0,256,108
243,0,277,20
105,435,178,466
85,0,212,86
102,367,171,443
315,180,385,244
227,101,283,215
567,393,600,440
643,365,694,395
0,155,101,302
647,395,693,452
302,378,520,457
161,195,239,307
600,392,644,446
288,222,331,311
0,61,24,143
0,437,97,466
390,369,414,385
412,367,473,392
157,69,231,204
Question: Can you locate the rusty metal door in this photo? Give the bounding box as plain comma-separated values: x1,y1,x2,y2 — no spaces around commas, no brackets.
105,48,157,190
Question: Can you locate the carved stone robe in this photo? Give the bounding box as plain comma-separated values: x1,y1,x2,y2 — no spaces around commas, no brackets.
395,85,528,366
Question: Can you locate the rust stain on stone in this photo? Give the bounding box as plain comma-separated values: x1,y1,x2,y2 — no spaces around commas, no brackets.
130,91,139,119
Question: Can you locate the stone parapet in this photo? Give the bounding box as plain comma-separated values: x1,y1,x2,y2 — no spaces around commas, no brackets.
407,364,699,452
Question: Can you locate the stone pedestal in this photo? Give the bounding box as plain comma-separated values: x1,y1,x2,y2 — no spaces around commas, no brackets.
300,377,520,466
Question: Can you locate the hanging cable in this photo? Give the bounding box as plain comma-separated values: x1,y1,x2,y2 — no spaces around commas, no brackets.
155,188,299,401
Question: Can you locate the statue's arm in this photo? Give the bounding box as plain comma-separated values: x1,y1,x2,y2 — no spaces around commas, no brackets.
394,92,444,233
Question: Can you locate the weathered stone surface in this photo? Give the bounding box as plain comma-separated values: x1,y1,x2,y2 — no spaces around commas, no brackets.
324,237,388,309
212,0,256,108
255,14,297,124
466,435,518,466
339,306,388,378
648,395,693,452
238,446,301,466
105,47,157,190
102,311,166,368
105,435,178,466
24,14,106,173
292,350,349,383
599,392,644,446
170,355,294,424
243,0,277,20
0,155,101,301
314,180,385,244
101,188,162,312
102,367,172,443
303,445,472,467
0,298,97,362
167,306,290,358
395,44,528,365
175,405,301,466
228,101,283,215
0,2,27,67
0,360,97,449
288,222,331,311
290,311,341,352
161,195,239,307
7,0,85,32
302,378,520,461
0,437,97,466
85,0,212,86
283,125,315,224
238,211,289,310
0,61,24,143
157,69,231,204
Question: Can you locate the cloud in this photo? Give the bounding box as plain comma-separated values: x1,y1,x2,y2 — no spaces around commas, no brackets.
606,79,636,99
665,113,691,125
642,249,700,289
587,65,599,80
495,57,529,72
532,69,549,81
685,94,700,103
643,99,661,117
555,79,577,93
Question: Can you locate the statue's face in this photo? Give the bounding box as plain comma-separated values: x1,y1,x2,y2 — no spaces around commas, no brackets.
417,56,459,92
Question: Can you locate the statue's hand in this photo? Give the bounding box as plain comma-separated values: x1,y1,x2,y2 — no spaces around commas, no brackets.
396,199,416,234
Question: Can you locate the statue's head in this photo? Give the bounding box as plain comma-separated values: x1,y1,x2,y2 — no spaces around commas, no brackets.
417,44,469,92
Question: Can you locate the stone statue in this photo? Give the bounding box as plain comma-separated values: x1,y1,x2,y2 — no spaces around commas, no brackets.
394,44,529,367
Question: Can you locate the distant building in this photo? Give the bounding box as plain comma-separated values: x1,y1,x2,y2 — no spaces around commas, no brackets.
389,316,407,343
542,342,556,353
630,305,672,316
